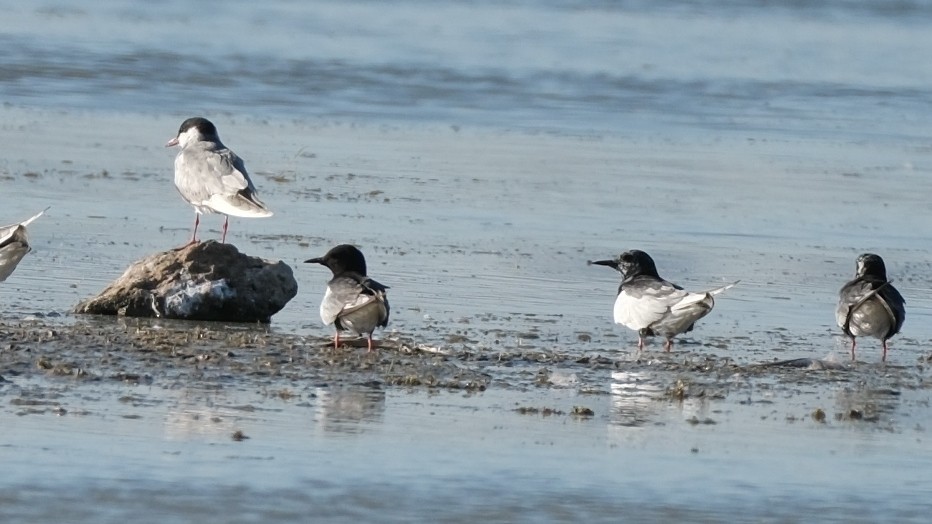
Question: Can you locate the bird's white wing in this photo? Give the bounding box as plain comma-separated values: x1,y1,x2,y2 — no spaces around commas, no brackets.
0,224,19,247
669,291,713,312
614,280,687,330
660,281,736,333
704,280,739,296
0,209,45,245
320,275,380,326
0,231,30,282
0,209,46,282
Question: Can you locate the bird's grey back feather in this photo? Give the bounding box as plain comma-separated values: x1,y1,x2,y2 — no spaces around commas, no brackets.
174,141,269,216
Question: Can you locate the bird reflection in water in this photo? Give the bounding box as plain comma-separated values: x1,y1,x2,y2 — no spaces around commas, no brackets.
610,371,664,427
312,386,386,435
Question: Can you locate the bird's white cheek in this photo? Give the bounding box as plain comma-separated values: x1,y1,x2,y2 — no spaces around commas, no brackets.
177,127,201,148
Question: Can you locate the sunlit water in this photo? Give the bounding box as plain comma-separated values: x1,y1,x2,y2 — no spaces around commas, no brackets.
2,0,932,521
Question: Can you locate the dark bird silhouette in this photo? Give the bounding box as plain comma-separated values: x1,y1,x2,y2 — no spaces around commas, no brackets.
836,253,905,362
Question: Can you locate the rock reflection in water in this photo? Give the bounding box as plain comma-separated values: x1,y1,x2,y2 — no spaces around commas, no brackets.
312,386,386,435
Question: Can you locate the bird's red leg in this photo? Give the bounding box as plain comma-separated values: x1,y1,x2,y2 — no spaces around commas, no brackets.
637,336,644,351
664,338,673,352
367,334,374,353
221,216,229,243
882,340,888,362
333,331,340,349
849,338,857,361
179,214,200,248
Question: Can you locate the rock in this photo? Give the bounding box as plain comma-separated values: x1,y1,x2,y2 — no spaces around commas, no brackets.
74,241,297,323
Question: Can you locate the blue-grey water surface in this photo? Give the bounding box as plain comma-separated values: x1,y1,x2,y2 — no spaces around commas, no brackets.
2,1,932,522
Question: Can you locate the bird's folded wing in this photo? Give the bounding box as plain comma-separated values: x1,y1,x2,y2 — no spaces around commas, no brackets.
362,277,390,327
322,275,388,325
670,291,713,312
176,147,249,202
208,151,271,216
836,280,872,330
879,283,906,334
0,224,22,248
210,149,251,193
615,281,686,329
0,209,45,247
0,227,30,281
705,280,739,296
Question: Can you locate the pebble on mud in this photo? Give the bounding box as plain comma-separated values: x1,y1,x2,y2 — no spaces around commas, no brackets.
73,241,298,323
812,408,827,423
232,430,249,441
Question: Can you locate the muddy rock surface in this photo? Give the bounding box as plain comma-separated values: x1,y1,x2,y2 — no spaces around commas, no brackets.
73,241,297,323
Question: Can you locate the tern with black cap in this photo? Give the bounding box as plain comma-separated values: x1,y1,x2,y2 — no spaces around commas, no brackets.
166,117,272,244
305,244,390,352
836,253,905,362
590,249,737,351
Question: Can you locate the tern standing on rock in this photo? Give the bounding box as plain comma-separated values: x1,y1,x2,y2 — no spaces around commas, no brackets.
166,117,272,244
0,209,46,282
836,253,905,362
590,250,737,351
305,244,390,352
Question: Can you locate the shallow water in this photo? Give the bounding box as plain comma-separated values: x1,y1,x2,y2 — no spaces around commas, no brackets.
2,0,932,522
2,374,930,523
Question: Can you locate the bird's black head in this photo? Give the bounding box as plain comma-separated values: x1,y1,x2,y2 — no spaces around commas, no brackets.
588,249,660,279
305,244,368,276
618,250,659,278
166,117,219,148
855,253,887,280
178,117,217,138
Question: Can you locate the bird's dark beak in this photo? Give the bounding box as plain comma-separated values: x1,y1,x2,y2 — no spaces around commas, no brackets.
304,257,323,264
588,259,620,271
165,137,179,148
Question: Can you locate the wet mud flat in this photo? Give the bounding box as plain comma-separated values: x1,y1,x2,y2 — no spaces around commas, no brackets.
3,317,930,425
